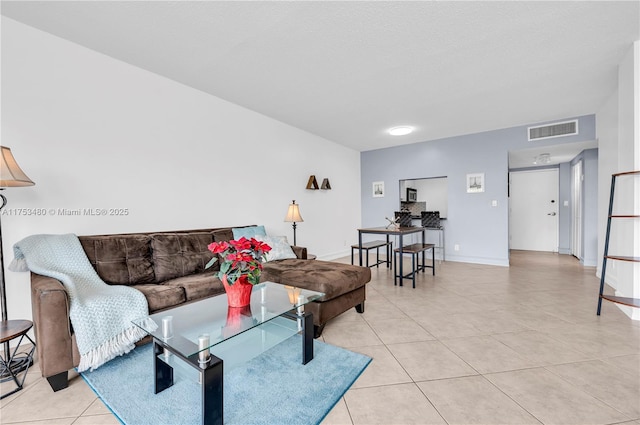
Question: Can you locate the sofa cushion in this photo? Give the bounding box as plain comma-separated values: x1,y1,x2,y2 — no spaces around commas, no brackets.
254,235,297,261
79,235,155,285
161,270,224,301
151,233,216,282
262,259,371,301
232,225,266,240
212,228,233,243
131,284,186,313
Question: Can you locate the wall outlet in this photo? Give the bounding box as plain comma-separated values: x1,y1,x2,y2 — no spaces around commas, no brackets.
491,200,498,207
563,200,569,207
454,244,460,251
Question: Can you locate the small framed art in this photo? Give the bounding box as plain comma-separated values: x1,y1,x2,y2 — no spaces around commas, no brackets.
466,173,485,193
372,181,385,198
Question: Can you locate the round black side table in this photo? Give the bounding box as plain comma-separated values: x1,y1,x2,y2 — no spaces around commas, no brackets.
0,320,36,399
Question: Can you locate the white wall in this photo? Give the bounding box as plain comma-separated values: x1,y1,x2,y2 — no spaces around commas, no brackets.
596,91,618,283
1,18,362,323
581,148,599,267
596,40,640,320
414,178,448,219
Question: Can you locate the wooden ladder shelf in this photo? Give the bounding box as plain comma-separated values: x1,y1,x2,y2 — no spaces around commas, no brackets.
597,170,640,314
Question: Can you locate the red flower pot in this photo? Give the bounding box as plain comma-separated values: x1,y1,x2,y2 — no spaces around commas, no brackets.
221,274,253,307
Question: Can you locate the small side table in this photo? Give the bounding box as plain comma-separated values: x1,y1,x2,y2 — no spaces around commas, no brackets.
1,320,36,399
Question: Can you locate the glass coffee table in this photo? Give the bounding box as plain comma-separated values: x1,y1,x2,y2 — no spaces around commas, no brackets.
132,281,324,425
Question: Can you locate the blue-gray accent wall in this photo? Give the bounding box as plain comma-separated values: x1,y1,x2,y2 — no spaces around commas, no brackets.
558,162,571,255
360,115,597,266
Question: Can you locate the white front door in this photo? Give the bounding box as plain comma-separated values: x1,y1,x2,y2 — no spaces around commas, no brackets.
509,169,559,252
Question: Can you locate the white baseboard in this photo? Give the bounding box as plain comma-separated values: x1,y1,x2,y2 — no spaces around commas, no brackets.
444,255,509,267
317,249,351,261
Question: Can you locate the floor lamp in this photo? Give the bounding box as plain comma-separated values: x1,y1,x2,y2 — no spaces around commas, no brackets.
284,200,303,246
0,147,35,379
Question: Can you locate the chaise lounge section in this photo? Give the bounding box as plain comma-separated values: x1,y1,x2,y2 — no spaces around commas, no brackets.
29,226,371,391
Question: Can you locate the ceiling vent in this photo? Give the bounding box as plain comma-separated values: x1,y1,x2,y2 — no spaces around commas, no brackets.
528,120,578,141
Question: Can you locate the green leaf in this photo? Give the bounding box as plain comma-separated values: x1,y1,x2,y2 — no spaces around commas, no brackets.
205,257,218,269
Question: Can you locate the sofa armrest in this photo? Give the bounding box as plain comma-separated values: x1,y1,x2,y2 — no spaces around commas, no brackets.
291,245,308,259
30,272,77,379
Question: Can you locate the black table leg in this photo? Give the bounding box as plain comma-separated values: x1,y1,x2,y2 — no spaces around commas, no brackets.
393,249,397,286
199,356,224,425
154,339,224,425
153,341,173,394
301,312,314,365
387,235,391,269
399,234,403,287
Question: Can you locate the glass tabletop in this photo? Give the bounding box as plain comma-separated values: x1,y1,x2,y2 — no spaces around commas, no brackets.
132,281,324,359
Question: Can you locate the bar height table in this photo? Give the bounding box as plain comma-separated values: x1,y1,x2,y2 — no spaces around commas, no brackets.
357,226,426,286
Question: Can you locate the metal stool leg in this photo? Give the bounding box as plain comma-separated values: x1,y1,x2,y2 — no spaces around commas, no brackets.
411,252,416,288
431,247,435,275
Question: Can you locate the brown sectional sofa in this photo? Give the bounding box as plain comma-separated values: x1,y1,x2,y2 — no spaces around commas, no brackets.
30,226,371,391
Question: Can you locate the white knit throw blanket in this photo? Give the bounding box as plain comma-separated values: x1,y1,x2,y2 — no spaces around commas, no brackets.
10,233,154,372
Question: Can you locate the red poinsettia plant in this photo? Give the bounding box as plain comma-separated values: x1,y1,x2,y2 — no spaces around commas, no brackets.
206,237,272,285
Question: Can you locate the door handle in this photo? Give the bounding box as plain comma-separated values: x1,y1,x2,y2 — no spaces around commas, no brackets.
547,212,557,216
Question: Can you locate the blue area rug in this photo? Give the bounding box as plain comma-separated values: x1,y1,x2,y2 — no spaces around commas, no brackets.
80,335,370,425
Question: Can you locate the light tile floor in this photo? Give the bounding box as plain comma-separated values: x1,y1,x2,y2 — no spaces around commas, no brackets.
1,251,639,425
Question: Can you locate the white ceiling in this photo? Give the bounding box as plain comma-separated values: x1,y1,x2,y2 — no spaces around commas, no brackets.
2,1,638,154
508,140,599,169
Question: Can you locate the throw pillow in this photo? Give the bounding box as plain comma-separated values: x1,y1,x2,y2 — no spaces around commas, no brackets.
232,225,266,240
254,235,297,262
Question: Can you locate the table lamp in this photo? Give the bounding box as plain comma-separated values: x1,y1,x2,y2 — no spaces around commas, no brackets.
284,200,303,246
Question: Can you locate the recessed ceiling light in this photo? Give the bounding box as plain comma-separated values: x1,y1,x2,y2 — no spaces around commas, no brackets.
388,126,414,136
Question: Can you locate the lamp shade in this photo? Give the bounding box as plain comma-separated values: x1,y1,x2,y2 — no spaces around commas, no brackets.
284,200,303,223
0,147,35,187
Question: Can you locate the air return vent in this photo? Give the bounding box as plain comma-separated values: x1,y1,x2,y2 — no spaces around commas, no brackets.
528,120,578,141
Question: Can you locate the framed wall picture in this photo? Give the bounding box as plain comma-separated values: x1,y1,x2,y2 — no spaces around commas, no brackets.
466,173,485,193
372,181,385,197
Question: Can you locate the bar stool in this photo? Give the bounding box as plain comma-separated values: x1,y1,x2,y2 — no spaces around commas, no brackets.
421,211,445,261
394,211,413,228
